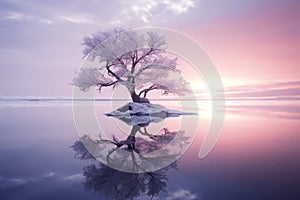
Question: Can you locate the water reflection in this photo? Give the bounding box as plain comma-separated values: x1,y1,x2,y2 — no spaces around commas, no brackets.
70,111,192,199
77,109,191,173
0,102,299,199
71,132,178,199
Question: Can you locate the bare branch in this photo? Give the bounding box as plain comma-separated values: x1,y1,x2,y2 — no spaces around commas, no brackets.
131,48,155,75
98,80,118,92
138,84,170,97
130,50,138,74
105,61,121,81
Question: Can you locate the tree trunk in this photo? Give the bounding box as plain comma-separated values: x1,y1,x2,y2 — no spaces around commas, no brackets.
131,91,141,103
131,91,150,103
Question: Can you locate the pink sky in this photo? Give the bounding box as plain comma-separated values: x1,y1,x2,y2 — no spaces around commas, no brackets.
182,1,300,85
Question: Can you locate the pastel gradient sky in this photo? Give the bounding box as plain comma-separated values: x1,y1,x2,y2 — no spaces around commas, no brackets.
0,0,299,99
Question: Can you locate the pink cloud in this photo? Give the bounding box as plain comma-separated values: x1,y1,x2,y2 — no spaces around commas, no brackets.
225,81,300,99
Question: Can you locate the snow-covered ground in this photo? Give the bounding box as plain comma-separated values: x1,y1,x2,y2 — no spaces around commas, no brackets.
105,102,196,125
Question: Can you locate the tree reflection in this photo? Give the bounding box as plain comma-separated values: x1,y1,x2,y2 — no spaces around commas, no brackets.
75,125,188,173
71,113,191,199
71,138,177,200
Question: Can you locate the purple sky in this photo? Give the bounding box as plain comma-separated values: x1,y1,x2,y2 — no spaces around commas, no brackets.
0,0,299,99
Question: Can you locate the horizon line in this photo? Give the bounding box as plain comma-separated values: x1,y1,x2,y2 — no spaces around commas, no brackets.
1,96,300,101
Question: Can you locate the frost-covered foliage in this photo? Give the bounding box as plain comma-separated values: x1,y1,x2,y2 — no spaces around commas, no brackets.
72,27,190,102
72,68,101,91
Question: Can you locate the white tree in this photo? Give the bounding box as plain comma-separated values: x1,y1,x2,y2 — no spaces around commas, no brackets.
72,27,190,103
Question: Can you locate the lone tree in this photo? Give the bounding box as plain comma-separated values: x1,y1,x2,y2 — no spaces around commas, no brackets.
72,27,190,103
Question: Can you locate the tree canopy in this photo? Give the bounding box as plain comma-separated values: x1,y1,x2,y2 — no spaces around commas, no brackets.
72,27,190,103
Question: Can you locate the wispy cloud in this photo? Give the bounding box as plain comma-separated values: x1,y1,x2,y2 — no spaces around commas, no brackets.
0,9,94,25
225,81,300,100
0,172,83,188
43,172,56,178
8,178,28,186
166,189,197,200
63,173,83,181
1,11,27,20
59,15,94,24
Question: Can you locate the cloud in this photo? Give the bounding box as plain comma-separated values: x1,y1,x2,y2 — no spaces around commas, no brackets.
1,11,24,20
225,81,300,99
163,0,196,14
120,0,196,23
43,172,55,178
0,178,29,188
60,15,94,24
63,173,84,181
226,81,300,93
0,177,34,188
0,0,196,26
228,87,300,98
0,1,102,25
0,172,85,190
8,178,28,186
166,189,197,200
0,9,94,25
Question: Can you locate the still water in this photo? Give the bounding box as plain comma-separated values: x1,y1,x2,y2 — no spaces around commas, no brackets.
0,100,299,199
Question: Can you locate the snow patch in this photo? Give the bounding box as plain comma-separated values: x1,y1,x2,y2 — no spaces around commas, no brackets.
105,102,195,125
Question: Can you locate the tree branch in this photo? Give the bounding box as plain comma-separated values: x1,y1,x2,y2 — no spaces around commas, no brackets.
105,61,121,81
131,48,154,75
138,84,170,97
138,84,158,97
136,48,153,65
130,50,138,74
98,80,118,91
134,64,172,78
98,80,118,87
